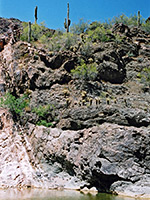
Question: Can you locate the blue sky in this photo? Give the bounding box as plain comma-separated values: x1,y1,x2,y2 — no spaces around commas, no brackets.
0,0,150,29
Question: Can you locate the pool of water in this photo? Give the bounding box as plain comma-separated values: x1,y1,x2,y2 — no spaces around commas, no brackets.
0,189,135,200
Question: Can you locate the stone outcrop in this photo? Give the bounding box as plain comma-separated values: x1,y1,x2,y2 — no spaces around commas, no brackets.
1,109,150,198
0,108,35,188
0,18,150,198
25,123,150,199
0,18,22,51
26,123,150,189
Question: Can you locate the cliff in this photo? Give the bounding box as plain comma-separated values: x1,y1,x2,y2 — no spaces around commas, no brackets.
0,17,150,198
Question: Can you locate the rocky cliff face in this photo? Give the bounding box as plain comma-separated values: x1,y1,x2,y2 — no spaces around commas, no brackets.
0,18,150,198
1,110,150,198
0,108,35,188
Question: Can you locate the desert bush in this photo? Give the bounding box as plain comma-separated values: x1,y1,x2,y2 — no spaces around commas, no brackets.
113,34,125,43
110,14,138,26
70,19,90,34
20,22,29,41
87,26,112,42
20,22,53,42
88,21,101,31
49,32,80,52
32,104,54,117
96,14,146,29
137,67,150,87
79,42,93,57
71,59,98,81
32,104,55,127
142,22,150,34
36,120,53,127
0,92,29,117
39,35,47,44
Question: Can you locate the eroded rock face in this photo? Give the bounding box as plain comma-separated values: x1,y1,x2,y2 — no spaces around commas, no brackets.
24,123,150,198
0,18,150,198
0,107,150,198
97,61,125,84
0,18,22,51
0,108,86,189
0,108,35,188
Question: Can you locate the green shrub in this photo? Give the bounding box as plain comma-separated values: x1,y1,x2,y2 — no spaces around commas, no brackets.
137,67,150,86
94,14,146,29
113,34,124,43
49,32,79,52
39,35,47,43
37,120,53,127
87,26,112,42
142,22,150,34
70,18,90,34
110,14,138,26
71,59,98,81
80,42,93,57
32,104,54,117
62,33,78,50
32,104,55,127
0,92,29,117
20,22,28,41
88,21,102,31
20,22,53,42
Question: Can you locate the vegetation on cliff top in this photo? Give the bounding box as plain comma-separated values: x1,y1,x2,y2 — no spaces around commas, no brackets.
20,13,150,52
0,11,150,128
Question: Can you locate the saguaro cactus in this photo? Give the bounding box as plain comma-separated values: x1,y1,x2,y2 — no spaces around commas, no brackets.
28,21,31,43
35,6,38,24
137,10,141,27
64,3,71,32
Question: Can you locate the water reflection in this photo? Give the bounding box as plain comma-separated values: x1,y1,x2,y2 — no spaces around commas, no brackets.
0,189,135,200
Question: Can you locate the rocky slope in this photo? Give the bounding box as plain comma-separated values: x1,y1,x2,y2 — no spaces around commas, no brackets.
0,18,150,198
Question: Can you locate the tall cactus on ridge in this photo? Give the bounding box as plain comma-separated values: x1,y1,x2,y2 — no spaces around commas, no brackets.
35,6,38,24
137,10,141,27
28,21,31,43
64,3,71,32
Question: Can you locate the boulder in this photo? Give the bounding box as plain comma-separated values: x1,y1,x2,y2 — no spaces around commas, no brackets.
112,23,130,37
97,61,126,83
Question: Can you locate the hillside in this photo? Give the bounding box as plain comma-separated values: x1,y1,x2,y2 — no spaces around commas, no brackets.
0,17,150,198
